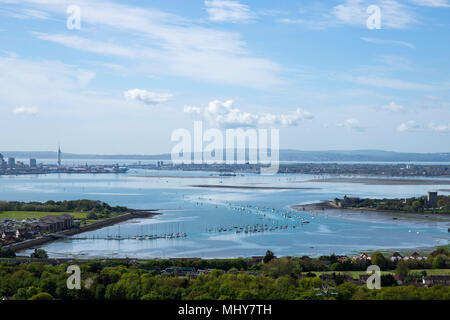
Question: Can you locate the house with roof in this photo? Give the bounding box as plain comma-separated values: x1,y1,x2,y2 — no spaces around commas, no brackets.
1,230,15,240
390,252,404,262
334,196,361,208
352,253,371,261
15,228,32,239
404,252,424,261
32,214,74,233
164,267,196,276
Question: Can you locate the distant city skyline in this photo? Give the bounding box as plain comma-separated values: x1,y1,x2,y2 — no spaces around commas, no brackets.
0,0,449,154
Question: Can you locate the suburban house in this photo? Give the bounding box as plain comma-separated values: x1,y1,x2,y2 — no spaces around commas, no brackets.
15,228,32,239
1,230,15,240
337,255,349,263
404,252,424,261
353,253,371,261
164,267,196,276
390,252,404,262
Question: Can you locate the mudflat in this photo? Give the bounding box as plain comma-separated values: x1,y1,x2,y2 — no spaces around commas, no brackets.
190,185,320,190
305,177,450,185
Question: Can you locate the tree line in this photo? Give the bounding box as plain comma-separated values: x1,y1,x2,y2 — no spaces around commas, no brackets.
0,248,448,300
0,200,129,215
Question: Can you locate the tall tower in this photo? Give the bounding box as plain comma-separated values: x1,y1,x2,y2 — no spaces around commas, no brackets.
57,144,62,167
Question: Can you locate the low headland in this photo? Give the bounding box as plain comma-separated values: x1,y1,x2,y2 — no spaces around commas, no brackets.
293,193,450,216
306,177,450,185
0,200,160,251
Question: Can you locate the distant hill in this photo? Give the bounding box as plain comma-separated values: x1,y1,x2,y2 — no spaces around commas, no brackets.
1,150,450,162
279,150,450,162
0,151,171,160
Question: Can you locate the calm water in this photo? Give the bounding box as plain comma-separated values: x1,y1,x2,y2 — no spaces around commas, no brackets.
0,169,449,258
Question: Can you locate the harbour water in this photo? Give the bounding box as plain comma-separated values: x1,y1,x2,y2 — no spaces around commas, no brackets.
0,169,449,258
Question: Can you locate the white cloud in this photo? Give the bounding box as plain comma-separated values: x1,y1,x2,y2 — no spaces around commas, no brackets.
332,0,417,29
258,109,313,127
396,121,450,133
277,18,306,25
379,102,406,112
0,7,50,20
408,0,450,7
9,0,282,89
344,75,434,91
279,0,417,30
124,89,172,105
184,105,202,115
12,106,39,115
377,55,415,71
204,0,255,23
337,118,365,131
184,99,312,128
397,120,420,132
0,56,96,94
34,33,136,58
428,122,450,132
360,37,415,49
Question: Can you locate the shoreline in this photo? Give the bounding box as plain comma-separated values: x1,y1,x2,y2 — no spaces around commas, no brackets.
304,177,450,185
190,184,320,190
290,200,450,226
4,243,448,262
4,210,161,252
291,201,450,221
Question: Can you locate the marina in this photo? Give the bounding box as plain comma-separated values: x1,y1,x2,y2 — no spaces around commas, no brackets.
69,233,187,241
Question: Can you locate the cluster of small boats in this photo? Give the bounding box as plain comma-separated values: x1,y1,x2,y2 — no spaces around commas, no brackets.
226,202,314,223
73,233,187,241
207,222,309,234
131,233,187,240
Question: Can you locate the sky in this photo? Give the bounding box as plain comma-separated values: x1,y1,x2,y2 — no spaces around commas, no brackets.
0,0,449,154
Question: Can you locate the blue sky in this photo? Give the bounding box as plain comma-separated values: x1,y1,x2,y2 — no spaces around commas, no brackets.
0,0,449,154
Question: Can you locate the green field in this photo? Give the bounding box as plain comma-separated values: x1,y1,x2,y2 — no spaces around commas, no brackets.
315,269,450,279
0,211,88,220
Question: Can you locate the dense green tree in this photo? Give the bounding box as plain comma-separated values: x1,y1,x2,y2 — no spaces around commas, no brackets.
262,258,302,278
371,251,388,270
432,255,447,269
86,211,98,220
431,247,448,257
0,247,16,258
30,249,48,259
263,250,275,264
395,261,410,278
29,292,54,300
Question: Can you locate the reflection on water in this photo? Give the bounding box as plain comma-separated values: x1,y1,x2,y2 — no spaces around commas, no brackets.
0,169,448,258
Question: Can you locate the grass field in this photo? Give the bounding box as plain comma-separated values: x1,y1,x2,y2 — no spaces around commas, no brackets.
314,269,450,279
0,211,88,220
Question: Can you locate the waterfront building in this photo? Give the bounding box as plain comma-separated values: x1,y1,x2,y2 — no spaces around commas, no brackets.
7,157,15,169
426,191,438,208
32,214,74,232
333,196,360,208
29,158,37,168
